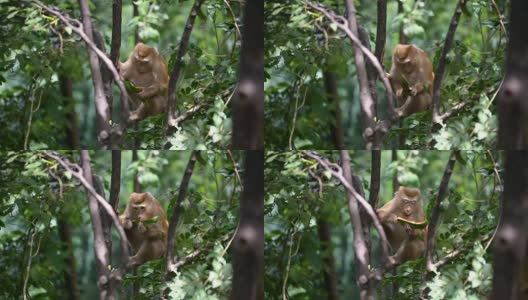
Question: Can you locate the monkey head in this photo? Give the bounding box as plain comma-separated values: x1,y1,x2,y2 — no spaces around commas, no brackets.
393,44,417,73
132,43,156,72
394,187,424,222
127,192,156,221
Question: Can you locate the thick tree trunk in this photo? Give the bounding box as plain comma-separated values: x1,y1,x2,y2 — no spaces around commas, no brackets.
498,0,528,149
317,219,339,300
230,151,264,300
491,152,528,298
231,0,264,149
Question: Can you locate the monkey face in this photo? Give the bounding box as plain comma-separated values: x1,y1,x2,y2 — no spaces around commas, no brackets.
394,44,413,70
401,197,418,217
134,43,154,62
130,204,148,221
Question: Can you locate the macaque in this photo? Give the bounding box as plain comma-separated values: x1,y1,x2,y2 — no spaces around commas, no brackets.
388,44,434,117
377,186,427,266
118,43,169,122
118,192,169,267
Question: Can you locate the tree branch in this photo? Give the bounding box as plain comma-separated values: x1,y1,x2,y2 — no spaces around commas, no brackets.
166,151,198,274
166,0,205,131
43,151,130,261
305,1,396,149
431,0,466,124
425,150,459,273
301,151,390,260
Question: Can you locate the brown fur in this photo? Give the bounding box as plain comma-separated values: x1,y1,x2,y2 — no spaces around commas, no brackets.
118,43,169,122
388,44,434,117
119,192,169,266
377,187,427,265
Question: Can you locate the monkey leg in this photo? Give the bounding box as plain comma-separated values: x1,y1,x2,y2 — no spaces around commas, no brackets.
128,238,166,267
396,92,432,117
389,235,426,266
129,104,148,122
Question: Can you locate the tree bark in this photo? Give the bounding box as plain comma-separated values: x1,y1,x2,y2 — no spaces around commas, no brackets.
317,220,339,300
231,0,264,150
230,151,264,300
491,151,528,299
57,218,80,300
498,0,528,149
59,75,80,149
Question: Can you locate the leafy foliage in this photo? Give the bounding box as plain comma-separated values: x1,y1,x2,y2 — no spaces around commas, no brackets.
264,151,501,299
0,150,242,299
265,0,505,149
0,0,239,149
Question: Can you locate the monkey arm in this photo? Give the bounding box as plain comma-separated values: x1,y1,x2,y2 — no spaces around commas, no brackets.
377,207,398,223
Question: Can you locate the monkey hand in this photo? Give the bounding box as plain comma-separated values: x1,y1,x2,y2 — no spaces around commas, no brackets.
135,221,147,234
410,83,424,96
138,85,161,99
120,216,133,230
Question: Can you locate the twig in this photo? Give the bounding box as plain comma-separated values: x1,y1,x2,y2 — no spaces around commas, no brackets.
166,151,198,274
301,151,390,259
288,87,308,150
166,0,205,129
431,0,466,124
24,85,43,150
425,150,459,273
222,0,241,38
305,1,395,116
490,0,508,39
42,151,130,260
22,0,130,116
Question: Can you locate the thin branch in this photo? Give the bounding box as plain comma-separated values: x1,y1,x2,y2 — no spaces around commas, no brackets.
301,151,390,261
431,0,466,124
437,98,471,120
43,151,130,261
490,0,508,39
369,150,381,208
166,151,198,274
23,0,130,118
166,0,205,130
306,1,396,149
374,0,387,63
425,150,459,273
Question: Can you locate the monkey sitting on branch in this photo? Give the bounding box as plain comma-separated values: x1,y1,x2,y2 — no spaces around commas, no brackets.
377,186,428,266
119,43,169,122
388,44,434,118
118,192,169,267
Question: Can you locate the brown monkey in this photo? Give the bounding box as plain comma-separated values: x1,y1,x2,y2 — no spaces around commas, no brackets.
377,186,427,266
119,192,169,266
388,44,434,117
118,43,169,122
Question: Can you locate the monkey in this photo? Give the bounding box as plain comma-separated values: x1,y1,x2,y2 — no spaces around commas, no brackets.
118,192,169,267
118,43,169,122
388,44,434,118
376,186,427,266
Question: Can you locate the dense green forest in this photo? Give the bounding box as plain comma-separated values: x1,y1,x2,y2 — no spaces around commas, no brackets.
0,150,263,299
265,0,505,149
0,0,263,150
265,151,500,299
3,0,528,299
